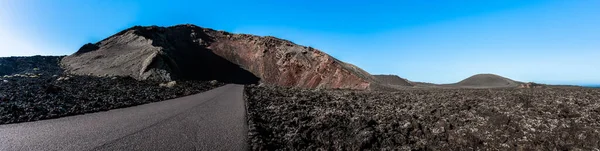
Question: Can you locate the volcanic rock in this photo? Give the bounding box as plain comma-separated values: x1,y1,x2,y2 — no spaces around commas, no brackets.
209,80,219,86
0,56,63,76
519,82,545,88
245,85,600,150
159,81,177,88
61,24,376,89
56,77,69,81
43,84,62,93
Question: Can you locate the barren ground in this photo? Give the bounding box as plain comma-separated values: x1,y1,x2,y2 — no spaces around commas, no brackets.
0,56,224,125
245,86,600,150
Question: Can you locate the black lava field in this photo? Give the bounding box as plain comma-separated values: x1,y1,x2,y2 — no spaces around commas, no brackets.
245,86,600,150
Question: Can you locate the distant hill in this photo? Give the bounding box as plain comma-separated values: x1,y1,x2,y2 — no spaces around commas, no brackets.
373,75,413,86
583,85,600,88
449,74,522,88
411,81,445,88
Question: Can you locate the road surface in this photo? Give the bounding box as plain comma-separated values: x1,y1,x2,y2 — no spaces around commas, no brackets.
0,84,248,151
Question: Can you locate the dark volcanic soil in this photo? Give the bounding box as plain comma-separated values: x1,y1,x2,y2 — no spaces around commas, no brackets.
245,86,600,150
0,56,224,125
0,56,64,76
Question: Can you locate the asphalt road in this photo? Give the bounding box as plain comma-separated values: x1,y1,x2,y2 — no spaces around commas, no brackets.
0,84,248,151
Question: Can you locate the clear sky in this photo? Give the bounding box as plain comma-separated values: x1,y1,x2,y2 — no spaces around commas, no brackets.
1,0,598,85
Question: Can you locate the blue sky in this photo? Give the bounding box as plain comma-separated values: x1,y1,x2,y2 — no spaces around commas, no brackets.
1,0,599,85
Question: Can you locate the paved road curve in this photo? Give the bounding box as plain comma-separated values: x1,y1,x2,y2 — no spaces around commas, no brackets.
0,84,247,151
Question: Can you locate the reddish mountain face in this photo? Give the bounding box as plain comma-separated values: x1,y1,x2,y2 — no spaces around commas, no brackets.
206,32,375,89
61,24,375,89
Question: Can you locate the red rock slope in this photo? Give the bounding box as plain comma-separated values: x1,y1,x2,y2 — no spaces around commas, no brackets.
61,24,376,89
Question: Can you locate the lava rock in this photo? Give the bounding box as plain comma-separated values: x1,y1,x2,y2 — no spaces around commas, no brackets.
43,84,62,94
0,93,6,101
0,56,64,76
75,43,100,55
245,85,600,150
209,80,219,86
159,81,177,88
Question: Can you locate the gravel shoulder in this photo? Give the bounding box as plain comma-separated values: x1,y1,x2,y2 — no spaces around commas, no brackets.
245,86,600,150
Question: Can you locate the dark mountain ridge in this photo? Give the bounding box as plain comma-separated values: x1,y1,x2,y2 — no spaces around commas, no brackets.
61,24,377,89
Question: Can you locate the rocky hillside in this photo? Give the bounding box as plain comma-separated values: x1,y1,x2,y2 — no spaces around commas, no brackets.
62,24,376,89
451,74,522,88
373,75,413,86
